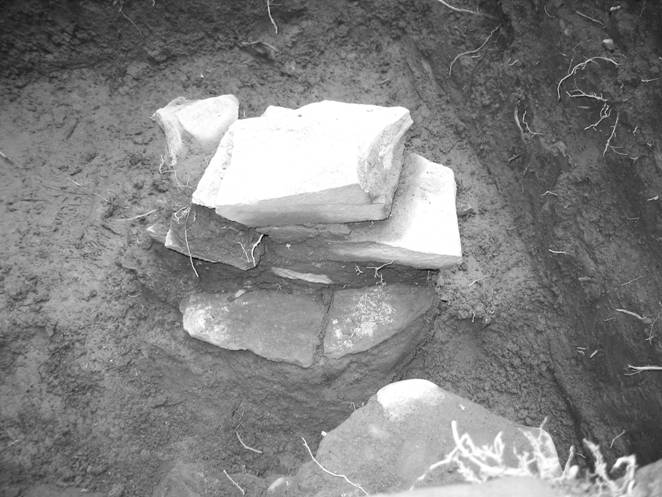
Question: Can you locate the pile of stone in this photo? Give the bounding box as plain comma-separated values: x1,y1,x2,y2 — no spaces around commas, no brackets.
150,96,462,368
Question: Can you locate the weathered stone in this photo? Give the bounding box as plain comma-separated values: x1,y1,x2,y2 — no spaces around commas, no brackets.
295,379,560,496
192,100,412,227
262,153,462,269
633,458,662,497
180,290,325,367
271,267,334,285
153,95,238,185
370,477,561,497
165,205,264,270
324,284,435,359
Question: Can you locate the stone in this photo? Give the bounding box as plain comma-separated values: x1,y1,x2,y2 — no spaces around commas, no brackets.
164,205,264,270
294,379,560,496
271,267,334,285
263,153,462,269
152,95,238,185
370,477,561,497
324,284,435,359
632,458,662,497
192,100,412,227
180,290,325,367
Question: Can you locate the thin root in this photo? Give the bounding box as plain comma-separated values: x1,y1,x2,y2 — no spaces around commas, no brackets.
223,470,245,495
266,0,278,34
301,437,368,495
449,25,500,77
557,57,618,100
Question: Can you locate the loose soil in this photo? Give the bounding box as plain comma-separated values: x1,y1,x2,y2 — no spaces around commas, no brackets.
1,0,661,495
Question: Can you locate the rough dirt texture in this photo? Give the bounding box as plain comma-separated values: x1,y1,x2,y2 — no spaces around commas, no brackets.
1,0,661,495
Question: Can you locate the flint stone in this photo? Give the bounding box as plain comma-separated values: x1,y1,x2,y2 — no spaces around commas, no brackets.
153,95,238,184
192,100,412,227
164,205,264,270
295,379,560,496
180,291,325,367
263,153,462,269
324,284,435,359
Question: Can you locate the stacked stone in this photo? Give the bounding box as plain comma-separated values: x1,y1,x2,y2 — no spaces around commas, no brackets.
150,96,462,369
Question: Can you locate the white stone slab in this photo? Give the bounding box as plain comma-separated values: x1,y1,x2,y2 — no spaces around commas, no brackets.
327,153,462,268
262,153,462,270
192,100,412,227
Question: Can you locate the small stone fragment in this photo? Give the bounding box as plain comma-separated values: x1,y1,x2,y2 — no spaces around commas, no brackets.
181,290,325,367
265,153,462,270
193,100,412,226
602,38,615,51
165,205,264,270
152,94,238,184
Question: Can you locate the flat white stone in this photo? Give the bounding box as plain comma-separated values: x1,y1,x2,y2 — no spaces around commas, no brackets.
263,153,463,269
153,95,239,186
192,100,412,227
153,94,239,159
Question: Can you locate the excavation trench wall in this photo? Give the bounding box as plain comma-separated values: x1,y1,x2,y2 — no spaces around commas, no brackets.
1,0,662,495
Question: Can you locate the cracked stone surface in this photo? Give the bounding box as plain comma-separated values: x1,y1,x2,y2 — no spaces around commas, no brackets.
192,100,412,226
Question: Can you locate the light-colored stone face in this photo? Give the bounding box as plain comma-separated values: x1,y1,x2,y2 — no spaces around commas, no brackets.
152,94,239,186
328,153,463,268
180,291,326,368
323,284,436,359
192,100,412,227
260,153,463,271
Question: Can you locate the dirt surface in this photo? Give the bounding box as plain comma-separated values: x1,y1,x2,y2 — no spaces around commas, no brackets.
1,0,662,495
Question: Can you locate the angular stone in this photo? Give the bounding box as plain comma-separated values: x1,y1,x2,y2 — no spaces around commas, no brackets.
153,95,238,185
180,290,325,367
324,284,436,359
192,100,412,227
262,153,462,269
164,205,264,270
295,379,560,496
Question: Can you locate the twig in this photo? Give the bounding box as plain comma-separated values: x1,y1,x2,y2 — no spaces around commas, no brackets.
250,234,264,266
548,249,568,255
521,110,542,136
266,0,278,34
557,57,618,100
567,88,607,102
116,209,157,221
118,5,144,36
0,150,15,165
449,25,500,77
620,276,643,287
575,10,604,26
625,364,662,375
614,308,653,325
184,207,200,278
584,103,612,130
610,430,626,448
468,276,488,287
366,260,394,285
541,190,558,197
236,431,263,454
435,0,496,18
223,470,245,495
603,112,619,156
301,437,368,496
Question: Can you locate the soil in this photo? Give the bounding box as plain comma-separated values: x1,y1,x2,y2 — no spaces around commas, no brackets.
1,0,661,495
